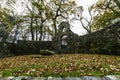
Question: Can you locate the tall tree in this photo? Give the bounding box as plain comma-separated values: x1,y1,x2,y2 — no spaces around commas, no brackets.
48,0,77,37
74,5,98,33
0,7,14,41
25,0,78,41
0,6,15,53
91,0,120,30
27,0,52,41
32,0,50,41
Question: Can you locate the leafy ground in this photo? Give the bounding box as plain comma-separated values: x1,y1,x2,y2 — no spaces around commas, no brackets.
0,54,120,77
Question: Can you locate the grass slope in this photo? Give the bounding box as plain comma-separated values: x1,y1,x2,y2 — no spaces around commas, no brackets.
0,54,120,77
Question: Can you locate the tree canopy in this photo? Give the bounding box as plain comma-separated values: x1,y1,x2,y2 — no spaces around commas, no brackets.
91,0,120,30
0,0,120,42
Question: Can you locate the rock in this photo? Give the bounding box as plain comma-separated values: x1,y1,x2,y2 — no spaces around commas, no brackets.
82,76,102,80
1,76,15,80
103,75,120,80
65,77,82,80
40,49,55,55
8,76,15,80
33,77,46,80
26,76,34,80
15,76,27,80
48,76,54,80
15,76,33,80
1,75,120,80
53,77,63,80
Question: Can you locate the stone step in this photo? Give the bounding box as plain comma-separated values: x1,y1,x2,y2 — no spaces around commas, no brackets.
0,75,120,80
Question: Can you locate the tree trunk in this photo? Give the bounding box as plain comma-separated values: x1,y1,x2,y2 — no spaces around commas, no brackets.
53,20,57,38
30,17,34,41
39,24,43,41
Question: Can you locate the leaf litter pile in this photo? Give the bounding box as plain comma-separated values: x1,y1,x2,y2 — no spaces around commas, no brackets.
0,54,120,77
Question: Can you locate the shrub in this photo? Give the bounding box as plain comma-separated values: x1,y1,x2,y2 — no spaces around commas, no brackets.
90,48,100,54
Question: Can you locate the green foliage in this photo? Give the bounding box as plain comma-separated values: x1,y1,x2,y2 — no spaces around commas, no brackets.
91,48,101,54
44,71,60,77
92,0,120,30
31,64,45,69
88,71,103,76
1,66,27,77
1,0,79,42
0,43,9,54
0,54,120,77
2,70,12,77
0,7,14,31
103,42,113,53
92,10,119,30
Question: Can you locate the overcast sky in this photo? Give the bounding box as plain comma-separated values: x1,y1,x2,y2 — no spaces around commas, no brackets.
14,0,99,35
0,0,98,36
71,0,98,35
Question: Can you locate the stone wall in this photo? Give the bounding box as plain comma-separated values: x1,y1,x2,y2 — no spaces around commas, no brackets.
8,40,53,55
5,21,120,55
52,22,79,53
78,21,120,55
